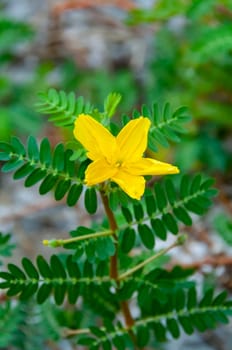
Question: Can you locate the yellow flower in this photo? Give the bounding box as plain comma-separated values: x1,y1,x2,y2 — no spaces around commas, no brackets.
73,114,179,200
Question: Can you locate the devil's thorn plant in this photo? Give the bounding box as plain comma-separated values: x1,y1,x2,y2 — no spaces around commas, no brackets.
0,89,231,349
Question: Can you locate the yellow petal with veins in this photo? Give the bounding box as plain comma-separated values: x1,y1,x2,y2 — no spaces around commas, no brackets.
85,158,118,186
111,170,145,200
116,117,150,162
73,114,117,162
124,158,180,176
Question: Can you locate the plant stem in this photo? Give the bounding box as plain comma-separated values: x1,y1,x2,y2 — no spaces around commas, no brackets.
118,236,184,281
100,189,135,330
43,229,113,247
100,190,119,279
63,328,90,337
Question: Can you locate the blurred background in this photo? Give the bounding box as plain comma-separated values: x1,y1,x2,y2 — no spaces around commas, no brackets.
1,0,232,349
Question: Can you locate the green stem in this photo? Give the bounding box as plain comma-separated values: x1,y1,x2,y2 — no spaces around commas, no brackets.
43,230,113,247
118,235,186,281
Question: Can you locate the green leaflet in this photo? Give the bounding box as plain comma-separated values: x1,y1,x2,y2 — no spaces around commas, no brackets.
120,174,217,251
0,136,84,206
35,88,93,128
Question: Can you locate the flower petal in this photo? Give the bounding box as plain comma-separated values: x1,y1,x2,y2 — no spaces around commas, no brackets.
73,114,117,162
85,158,118,186
116,117,151,162
111,170,145,200
124,158,179,175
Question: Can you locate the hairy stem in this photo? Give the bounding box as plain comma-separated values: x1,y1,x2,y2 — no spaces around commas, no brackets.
100,190,119,279
100,189,135,330
43,229,113,247
118,235,186,281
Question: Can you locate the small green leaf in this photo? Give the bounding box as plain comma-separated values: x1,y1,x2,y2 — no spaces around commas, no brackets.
54,284,66,305
40,138,52,166
178,315,194,335
133,203,144,221
166,318,180,338
66,256,81,278
55,179,71,200
180,174,190,199
162,213,178,234
67,283,80,304
199,288,214,307
0,152,11,161
187,287,197,310
137,325,150,347
7,284,23,297
13,163,34,180
11,136,26,156
153,322,166,342
50,255,66,279
37,283,53,304
121,206,133,223
53,143,65,172
36,255,53,279
154,183,167,211
138,224,155,249
20,283,38,301
121,227,136,253
151,218,167,240
8,264,26,280
145,189,157,216
104,92,122,118
22,258,39,279
109,191,119,211
112,335,125,350
84,187,97,214
27,136,39,161
0,142,13,153
67,184,83,206
165,178,176,205
173,206,192,226
39,174,58,195
25,168,46,187
2,158,24,172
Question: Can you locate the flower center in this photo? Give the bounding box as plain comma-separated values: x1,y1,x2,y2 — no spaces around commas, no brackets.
115,160,122,168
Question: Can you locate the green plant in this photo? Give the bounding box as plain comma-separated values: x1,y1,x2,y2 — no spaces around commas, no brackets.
0,89,231,349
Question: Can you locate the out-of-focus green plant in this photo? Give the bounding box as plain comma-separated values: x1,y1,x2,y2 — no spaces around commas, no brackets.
128,0,232,125
0,16,39,139
0,90,231,349
126,0,232,175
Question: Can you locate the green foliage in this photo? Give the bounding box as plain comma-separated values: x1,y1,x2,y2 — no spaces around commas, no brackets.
134,103,191,151
0,254,112,305
104,92,122,118
189,24,232,63
213,213,232,246
0,17,34,52
2,253,231,349
127,0,189,24
0,232,15,265
64,226,115,262
36,88,93,128
0,90,230,349
187,0,216,19
120,174,217,250
0,301,61,349
78,287,232,349
0,15,44,140
0,302,24,347
0,136,86,207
